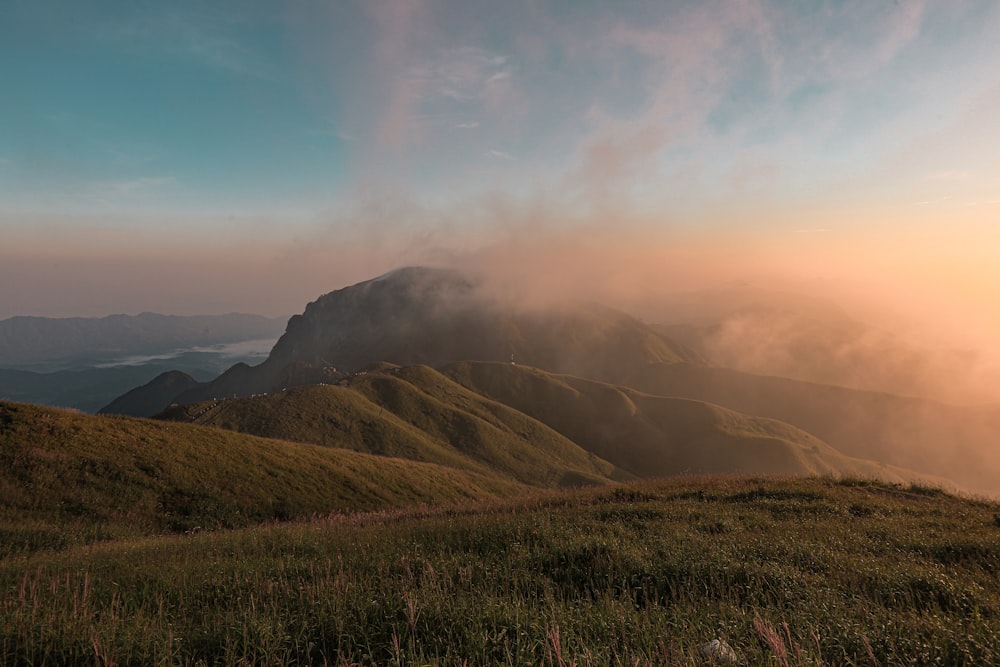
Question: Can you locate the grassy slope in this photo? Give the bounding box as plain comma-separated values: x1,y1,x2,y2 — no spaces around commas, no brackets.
0,400,524,555
2,476,999,665
620,362,1000,494
443,361,922,483
160,366,626,488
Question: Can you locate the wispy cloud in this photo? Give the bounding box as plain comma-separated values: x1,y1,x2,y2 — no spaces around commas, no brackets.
456,121,479,129
366,0,513,152
485,149,515,161
107,7,278,80
368,0,431,150
914,195,953,206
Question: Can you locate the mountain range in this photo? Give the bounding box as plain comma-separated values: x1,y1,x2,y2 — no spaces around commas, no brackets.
0,312,286,368
102,267,697,415
0,313,286,412
84,265,996,496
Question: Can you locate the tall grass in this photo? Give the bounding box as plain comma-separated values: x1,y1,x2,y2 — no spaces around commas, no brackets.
2,476,999,665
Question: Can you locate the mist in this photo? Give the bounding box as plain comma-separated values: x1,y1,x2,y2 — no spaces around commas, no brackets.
7,194,1000,410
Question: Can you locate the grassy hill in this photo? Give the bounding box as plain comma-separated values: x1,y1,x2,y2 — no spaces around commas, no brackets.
2,476,998,665
0,400,524,556
158,362,924,487
442,361,928,483
159,365,627,488
619,362,1000,495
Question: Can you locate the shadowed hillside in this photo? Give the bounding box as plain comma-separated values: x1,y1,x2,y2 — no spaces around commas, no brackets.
264,267,691,377
100,370,201,417
618,362,1000,495
442,361,933,484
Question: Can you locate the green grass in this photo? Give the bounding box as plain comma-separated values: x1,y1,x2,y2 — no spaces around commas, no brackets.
0,400,524,556
161,362,932,488
2,476,999,665
442,362,926,483
159,366,626,487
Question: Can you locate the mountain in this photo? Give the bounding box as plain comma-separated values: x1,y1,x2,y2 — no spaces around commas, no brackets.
0,365,213,413
0,312,286,368
158,365,625,488
264,267,692,376
99,370,203,417
441,361,929,482
0,312,286,412
619,362,999,495
104,267,695,416
93,266,990,494
158,361,931,486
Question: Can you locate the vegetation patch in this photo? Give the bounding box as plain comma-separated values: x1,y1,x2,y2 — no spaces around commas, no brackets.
2,476,999,665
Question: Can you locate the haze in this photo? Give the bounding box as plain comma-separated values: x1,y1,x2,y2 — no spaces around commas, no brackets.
4,1,1000,399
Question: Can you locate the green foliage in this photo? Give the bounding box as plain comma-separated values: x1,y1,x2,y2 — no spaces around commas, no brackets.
2,476,999,665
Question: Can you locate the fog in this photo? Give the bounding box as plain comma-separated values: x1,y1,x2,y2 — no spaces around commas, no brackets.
6,197,1000,411
6,198,1000,495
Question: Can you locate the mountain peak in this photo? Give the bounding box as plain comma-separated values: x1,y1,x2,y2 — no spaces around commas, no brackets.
102,266,694,415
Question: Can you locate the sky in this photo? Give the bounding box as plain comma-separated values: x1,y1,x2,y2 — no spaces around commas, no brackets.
2,0,1000,338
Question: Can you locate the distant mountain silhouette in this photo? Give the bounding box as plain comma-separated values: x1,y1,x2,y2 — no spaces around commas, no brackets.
104,267,696,416
99,370,202,417
0,312,286,367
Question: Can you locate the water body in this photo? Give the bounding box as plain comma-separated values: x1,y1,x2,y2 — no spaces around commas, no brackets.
0,337,281,412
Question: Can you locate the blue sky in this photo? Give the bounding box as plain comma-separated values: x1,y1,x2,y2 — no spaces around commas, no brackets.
2,0,1000,321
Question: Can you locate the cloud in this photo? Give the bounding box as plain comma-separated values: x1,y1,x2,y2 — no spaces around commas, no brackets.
368,0,431,150
913,195,953,206
485,149,515,161
104,6,279,80
364,0,513,152
455,121,479,129
406,47,513,117
871,0,928,69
